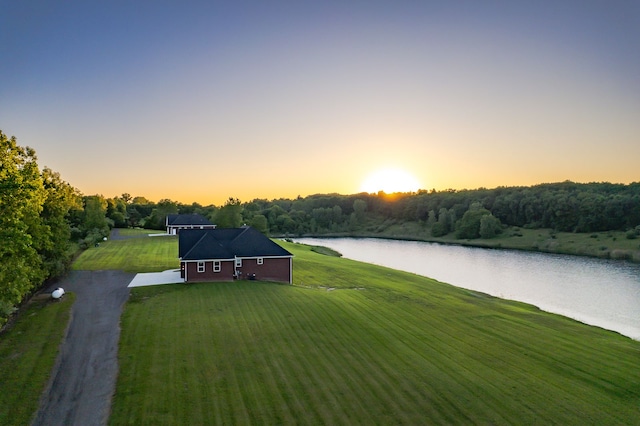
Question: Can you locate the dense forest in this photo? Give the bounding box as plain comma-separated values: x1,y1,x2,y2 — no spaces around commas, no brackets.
125,181,640,240
2,130,639,325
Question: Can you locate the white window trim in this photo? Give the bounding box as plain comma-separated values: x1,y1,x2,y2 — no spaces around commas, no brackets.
197,261,205,273
213,261,221,272
257,257,263,265
235,258,242,267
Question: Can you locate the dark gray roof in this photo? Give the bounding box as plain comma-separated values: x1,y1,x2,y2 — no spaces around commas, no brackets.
167,213,214,226
179,227,292,261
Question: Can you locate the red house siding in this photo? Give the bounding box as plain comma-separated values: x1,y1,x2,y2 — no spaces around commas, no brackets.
182,257,291,284
184,260,234,282
239,257,292,283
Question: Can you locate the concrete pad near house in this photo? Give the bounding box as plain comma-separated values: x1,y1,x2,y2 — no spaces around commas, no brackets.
128,270,183,287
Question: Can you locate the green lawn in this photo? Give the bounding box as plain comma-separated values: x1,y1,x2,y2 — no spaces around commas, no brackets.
0,294,75,426
110,241,640,425
73,235,179,272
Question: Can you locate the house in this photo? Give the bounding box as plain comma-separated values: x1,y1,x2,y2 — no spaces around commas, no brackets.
179,226,293,284
166,213,216,235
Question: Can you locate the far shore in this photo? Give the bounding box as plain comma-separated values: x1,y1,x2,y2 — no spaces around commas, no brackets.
278,225,640,263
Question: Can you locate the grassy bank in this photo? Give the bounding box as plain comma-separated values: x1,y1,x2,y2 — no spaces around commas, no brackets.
0,294,75,426
306,223,640,262
110,240,640,425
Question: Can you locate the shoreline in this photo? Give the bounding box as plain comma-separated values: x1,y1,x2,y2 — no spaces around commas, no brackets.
278,226,640,263
289,237,640,341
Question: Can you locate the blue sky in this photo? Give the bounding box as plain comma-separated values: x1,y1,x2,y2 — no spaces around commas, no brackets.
2,1,638,204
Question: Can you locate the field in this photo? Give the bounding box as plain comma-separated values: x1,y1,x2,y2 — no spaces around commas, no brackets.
3,233,639,425
0,294,75,426
72,234,179,272
105,238,640,425
353,222,640,262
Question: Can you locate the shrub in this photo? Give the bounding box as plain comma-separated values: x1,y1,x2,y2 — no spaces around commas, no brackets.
0,300,17,327
430,222,448,237
479,215,502,239
456,205,501,240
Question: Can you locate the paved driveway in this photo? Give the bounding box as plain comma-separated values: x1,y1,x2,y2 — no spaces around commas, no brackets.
32,270,134,426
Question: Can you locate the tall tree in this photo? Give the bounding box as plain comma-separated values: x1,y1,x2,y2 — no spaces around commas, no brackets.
146,199,178,230
0,132,46,315
215,197,243,228
81,195,110,245
40,167,82,278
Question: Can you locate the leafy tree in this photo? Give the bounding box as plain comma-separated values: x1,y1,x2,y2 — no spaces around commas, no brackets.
81,195,110,246
249,214,269,234
430,222,448,237
215,197,243,228
456,203,494,239
479,214,502,239
427,210,437,228
145,199,178,230
0,132,46,316
40,167,82,278
106,197,128,228
431,207,453,237
353,199,367,222
127,198,154,227
132,196,151,204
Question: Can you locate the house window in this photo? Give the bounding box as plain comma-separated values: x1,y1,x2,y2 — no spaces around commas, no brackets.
213,261,221,272
235,258,242,268
197,261,205,273
257,258,263,265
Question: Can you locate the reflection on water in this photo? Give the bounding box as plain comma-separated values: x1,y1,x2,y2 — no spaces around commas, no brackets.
295,238,640,340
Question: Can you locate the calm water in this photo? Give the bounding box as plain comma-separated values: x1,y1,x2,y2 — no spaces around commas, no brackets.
295,238,640,340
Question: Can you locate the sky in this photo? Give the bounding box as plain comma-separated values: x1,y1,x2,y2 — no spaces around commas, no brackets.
2,1,639,205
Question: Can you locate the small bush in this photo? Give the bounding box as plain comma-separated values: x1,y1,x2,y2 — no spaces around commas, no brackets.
0,301,17,327
430,222,448,237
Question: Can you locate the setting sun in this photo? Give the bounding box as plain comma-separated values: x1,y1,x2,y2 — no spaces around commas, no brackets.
360,168,421,194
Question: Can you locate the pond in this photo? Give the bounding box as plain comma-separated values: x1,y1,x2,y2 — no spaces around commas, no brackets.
294,238,640,340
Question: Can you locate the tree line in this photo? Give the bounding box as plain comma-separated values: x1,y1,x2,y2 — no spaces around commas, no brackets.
113,181,640,240
0,131,123,324
2,129,639,324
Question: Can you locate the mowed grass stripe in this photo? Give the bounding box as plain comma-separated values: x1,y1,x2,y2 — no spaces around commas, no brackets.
211,283,345,424
247,288,327,423
291,292,398,423
255,287,358,424
454,308,639,423
304,290,430,424
238,285,333,424
341,288,502,424
357,283,579,424
284,288,414,423
110,240,640,425
228,286,282,424
73,236,178,272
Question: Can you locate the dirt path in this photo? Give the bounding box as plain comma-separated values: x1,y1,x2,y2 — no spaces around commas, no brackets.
32,270,134,426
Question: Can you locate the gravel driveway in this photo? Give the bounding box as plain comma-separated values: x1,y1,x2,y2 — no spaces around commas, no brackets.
32,270,134,426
